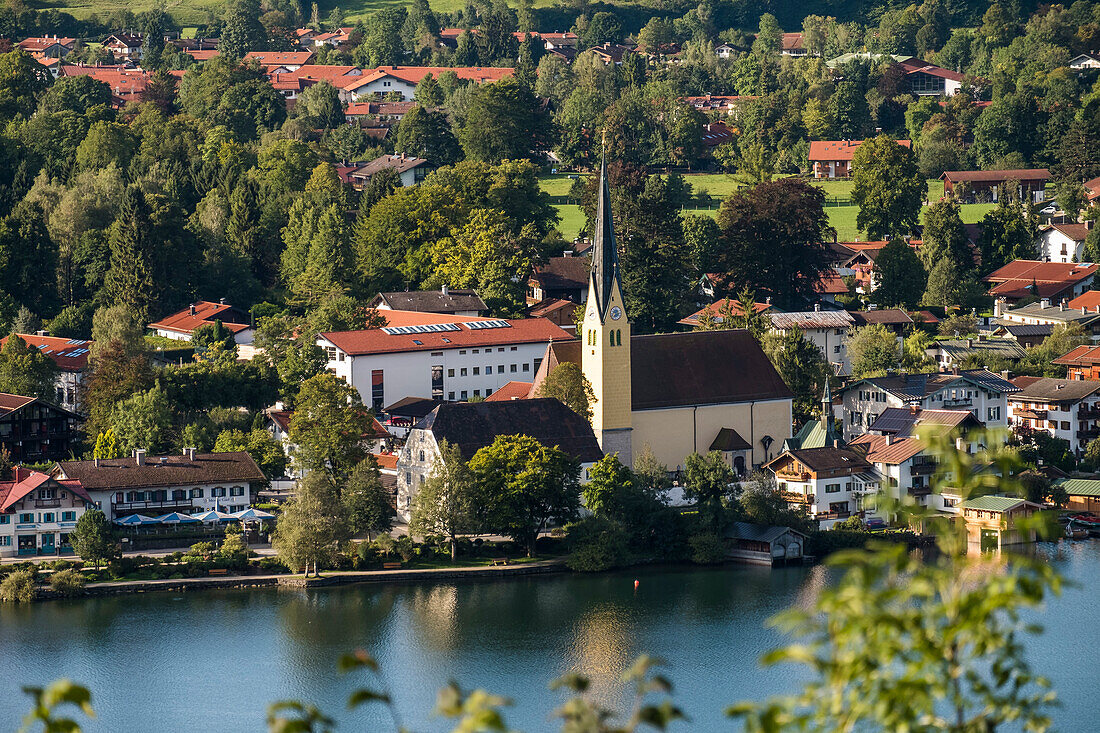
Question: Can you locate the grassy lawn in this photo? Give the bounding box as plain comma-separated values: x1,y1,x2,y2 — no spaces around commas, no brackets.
547,176,988,242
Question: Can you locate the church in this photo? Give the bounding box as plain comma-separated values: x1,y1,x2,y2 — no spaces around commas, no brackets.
529,160,795,476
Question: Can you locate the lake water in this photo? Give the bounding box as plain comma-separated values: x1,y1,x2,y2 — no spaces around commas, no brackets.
2,541,1099,732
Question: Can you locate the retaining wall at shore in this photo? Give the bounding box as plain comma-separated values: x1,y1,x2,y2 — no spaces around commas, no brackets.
35,561,566,600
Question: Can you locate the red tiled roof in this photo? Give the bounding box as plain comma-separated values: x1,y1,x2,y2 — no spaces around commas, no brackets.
781,33,803,51
941,169,1050,183
375,310,479,327
1010,375,1043,390
18,37,76,51
57,452,265,490
185,49,219,61
701,121,735,147
1085,176,1100,202
984,260,1097,286
815,271,849,295
0,393,36,415
373,453,398,470
57,65,158,106
485,380,534,401
809,139,910,162
345,101,415,117
0,334,91,371
897,57,965,81
148,301,250,336
849,434,925,464
1068,291,1100,312
0,471,90,513
345,65,515,91
1053,344,1100,366
526,298,576,318
320,317,573,356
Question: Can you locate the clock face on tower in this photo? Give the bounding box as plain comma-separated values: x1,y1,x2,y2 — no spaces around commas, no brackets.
610,306,622,321
587,307,596,320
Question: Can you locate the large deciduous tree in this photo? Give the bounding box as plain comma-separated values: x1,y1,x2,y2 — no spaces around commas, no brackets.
762,330,830,426
289,373,372,477
343,457,395,540
0,334,59,401
871,239,926,309
272,471,348,576
468,434,581,556
220,0,268,59
683,451,737,532
69,509,119,569
848,323,901,377
535,363,595,421
458,78,550,163
713,178,834,309
851,135,924,239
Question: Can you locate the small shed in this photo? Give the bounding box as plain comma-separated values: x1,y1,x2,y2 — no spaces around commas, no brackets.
723,522,807,566
1055,478,1100,514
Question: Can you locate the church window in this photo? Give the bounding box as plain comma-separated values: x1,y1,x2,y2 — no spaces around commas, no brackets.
616,330,622,346
610,331,615,346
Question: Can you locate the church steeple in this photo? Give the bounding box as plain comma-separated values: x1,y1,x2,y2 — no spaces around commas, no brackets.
590,156,623,320
581,154,632,464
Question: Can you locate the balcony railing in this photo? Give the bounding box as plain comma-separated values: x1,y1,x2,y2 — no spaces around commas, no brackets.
781,491,813,504
910,463,937,476
112,499,195,513
1078,428,1100,440
942,398,973,408
1079,407,1100,420
776,471,810,482
908,486,932,497
34,498,60,508
815,511,852,521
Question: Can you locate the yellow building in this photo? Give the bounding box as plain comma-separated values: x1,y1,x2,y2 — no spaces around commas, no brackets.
533,159,794,475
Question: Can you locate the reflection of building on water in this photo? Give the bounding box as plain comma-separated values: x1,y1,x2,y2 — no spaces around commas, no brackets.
565,603,636,704
407,584,459,650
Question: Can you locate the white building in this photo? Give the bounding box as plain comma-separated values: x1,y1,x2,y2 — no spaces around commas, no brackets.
395,398,603,519
342,65,515,102
1008,376,1100,457
839,369,1017,441
1069,52,1100,69
52,450,267,519
1036,223,1092,264
316,311,573,411
766,446,881,529
0,469,93,558
344,154,430,189
768,309,854,375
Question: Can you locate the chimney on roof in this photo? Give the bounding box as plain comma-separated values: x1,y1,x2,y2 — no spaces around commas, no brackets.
1060,300,1066,311
910,404,919,414
220,297,226,305
135,449,146,466
13,465,23,482
966,337,973,348
184,447,196,460
189,303,196,316
885,433,893,445
1041,298,1051,309
814,303,821,312
765,296,772,305
93,458,99,467
1001,370,1010,380
442,284,449,296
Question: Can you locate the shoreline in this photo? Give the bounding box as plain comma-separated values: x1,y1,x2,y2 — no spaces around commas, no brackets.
29,559,569,601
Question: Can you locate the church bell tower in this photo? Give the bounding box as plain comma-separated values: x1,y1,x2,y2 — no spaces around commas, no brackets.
581,157,632,464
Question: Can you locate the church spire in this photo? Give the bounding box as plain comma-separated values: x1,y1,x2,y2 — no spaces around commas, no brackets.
820,378,832,429
590,155,621,319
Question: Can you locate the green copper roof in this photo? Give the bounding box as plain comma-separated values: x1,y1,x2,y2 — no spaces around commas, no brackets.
960,495,1028,512
1054,479,1100,498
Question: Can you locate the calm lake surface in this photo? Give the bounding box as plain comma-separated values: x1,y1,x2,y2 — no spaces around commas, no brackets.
3,541,1099,732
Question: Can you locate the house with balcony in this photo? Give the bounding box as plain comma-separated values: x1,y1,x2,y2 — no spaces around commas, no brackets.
0,393,83,463
985,260,1097,305
959,495,1042,550
1007,376,1100,457
765,446,881,528
838,369,1017,441
0,468,92,558
0,333,91,413
52,450,266,520
767,309,855,375
926,336,1026,369
1053,343,1100,379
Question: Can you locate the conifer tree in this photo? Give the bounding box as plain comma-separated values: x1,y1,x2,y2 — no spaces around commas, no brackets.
102,188,156,323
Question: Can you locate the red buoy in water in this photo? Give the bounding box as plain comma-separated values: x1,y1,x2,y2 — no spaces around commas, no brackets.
634,579,640,590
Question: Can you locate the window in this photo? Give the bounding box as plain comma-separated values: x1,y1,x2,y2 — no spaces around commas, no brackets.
0,536,9,546
19,513,33,523
412,339,422,345
474,389,481,397
371,369,384,411
510,364,517,373
473,367,480,375
510,346,517,351
486,389,493,396
431,352,443,357
338,352,345,362
431,365,443,399
212,487,227,498
825,483,841,494
1062,421,1071,430
190,488,204,498
485,366,492,374
323,346,337,361
834,345,841,354
448,391,455,400
522,363,530,372
0,515,9,524
448,369,455,378
473,349,479,354
230,486,245,497
461,390,468,400
498,348,504,352
534,357,543,373
459,350,467,355
58,511,73,522
987,406,1000,420
460,368,468,377
418,450,425,461
42,513,55,523
405,472,411,483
